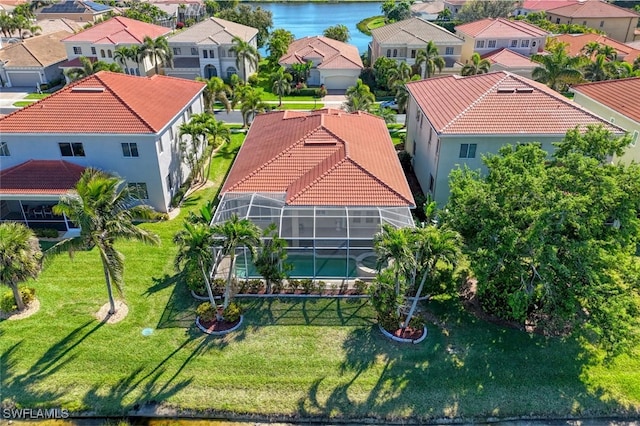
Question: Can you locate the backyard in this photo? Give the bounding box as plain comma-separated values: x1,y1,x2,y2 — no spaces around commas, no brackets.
1,134,640,421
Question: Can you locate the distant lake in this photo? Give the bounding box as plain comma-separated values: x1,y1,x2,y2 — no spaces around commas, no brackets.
251,2,384,54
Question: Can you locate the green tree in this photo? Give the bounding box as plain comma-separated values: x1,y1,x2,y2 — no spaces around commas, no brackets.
174,221,217,306
196,76,231,113
121,2,169,24
290,61,312,84
218,5,273,48
254,224,292,294
239,87,269,127
211,214,261,308
387,61,412,87
204,118,230,179
580,41,602,58
230,35,260,83
0,222,42,312
323,24,350,42
532,42,584,91
267,28,294,65
461,52,491,76
416,41,445,79
344,78,376,112
583,54,610,82
374,224,414,318
53,169,160,315
457,0,517,23
65,57,123,82
142,35,173,74
270,66,292,106
373,56,398,91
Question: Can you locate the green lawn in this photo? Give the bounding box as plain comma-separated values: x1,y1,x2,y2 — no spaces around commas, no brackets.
25,93,49,100
357,15,386,35
275,103,325,110
1,132,640,421
13,101,35,107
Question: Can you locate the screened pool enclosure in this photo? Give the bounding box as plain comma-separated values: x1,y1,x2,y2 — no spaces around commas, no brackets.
211,193,415,279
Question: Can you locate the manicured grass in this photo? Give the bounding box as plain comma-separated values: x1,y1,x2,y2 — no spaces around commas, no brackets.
275,103,325,110
357,15,386,35
1,133,640,421
25,93,49,100
13,101,35,107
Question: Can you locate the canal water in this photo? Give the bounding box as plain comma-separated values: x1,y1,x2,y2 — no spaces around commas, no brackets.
252,2,384,54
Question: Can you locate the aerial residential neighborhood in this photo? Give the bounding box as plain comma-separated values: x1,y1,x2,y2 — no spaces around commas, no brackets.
0,0,640,424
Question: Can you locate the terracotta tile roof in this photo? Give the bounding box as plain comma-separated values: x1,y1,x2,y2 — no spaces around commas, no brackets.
371,17,463,45
572,77,640,123
279,36,363,70
521,0,578,11
0,71,205,134
547,0,640,18
406,71,623,134
167,17,257,45
0,160,85,195
626,40,640,50
552,33,640,63
62,16,170,45
59,56,98,68
221,109,414,207
481,48,538,67
456,18,548,38
0,31,70,68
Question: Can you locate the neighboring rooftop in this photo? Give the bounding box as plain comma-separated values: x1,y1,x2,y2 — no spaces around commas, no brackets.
0,31,70,67
35,18,84,35
0,71,205,134
406,71,622,134
571,77,640,123
39,0,112,14
456,17,548,38
553,33,640,62
279,36,363,70
481,48,538,67
0,160,85,195
520,0,577,12
371,17,463,45
546,0,640,18
62,16,170,45
221,109,414,207
167,17,257,45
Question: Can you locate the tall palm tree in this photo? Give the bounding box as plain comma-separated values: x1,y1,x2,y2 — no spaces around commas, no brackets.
583,54,610,82
211,214,261,309
113,46,132,72
270,66,292,107
532,43,584,92
415,41,445,79
196,76,231,113
174,221,217,306
606,60,636,79
53,169,160,315
597,45,617,61
461,52,491,76
344,78,376,112
387,61,412,87
142,35,173,75
64,57,123,82
204,119,230,179
239,87,269,127
179,118,205,183
0,222,42,312
634,55,640,72
230,35,259,83
374,224,414,317
580,41,602,58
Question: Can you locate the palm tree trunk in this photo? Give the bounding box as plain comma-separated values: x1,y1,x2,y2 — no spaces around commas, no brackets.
102,262,117,315
224,251,235,309
402,267,428,329
10,282,25,311
200,261,216,307
394,269,401,318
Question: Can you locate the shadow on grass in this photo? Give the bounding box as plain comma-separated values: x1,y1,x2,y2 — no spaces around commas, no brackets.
154,274,198,330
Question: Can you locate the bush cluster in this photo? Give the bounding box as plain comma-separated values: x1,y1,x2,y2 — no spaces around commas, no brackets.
33,228,59,238
223,302,242,322
196,302,217,323
0,287,36,313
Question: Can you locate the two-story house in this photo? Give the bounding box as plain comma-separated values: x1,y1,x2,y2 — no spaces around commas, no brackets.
553,33,640,65
455,18,548,64
0,71,206,222
404,71,622,205
370,17,463,68
60,16,171,77
164,17,258,81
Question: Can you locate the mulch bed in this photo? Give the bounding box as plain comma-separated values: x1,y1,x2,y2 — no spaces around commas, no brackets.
198,317,241,333
391,326,424,340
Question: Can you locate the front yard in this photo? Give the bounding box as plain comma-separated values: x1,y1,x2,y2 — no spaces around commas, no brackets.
1,133,639,421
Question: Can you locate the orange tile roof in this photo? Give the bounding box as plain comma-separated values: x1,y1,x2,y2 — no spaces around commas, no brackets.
572,77,640,123
406,71,623,134
456,18,548,38
0,71,205,134
221,109,414,207
521,0,577,11
547,0,640,18
552,33,640,63
481,48,538,67
0,160,85,195
62,16,170,45
279,36,363,70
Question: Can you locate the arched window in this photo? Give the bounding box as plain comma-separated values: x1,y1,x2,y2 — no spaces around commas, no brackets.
226,66,237,79
386,49,391,57
129,68,135,75
393,49,397,57
107,50,112,58
100,49,105,58
205,64,217,79
135,68,140,76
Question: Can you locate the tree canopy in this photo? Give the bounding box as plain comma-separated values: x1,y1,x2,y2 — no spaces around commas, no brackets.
457,0,517,23
267,28,294,65
323,24,350,42
218,5,273,48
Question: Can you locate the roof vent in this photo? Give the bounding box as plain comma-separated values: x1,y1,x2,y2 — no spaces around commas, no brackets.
516,87,534,93
71,86,105,93
496,87,515,93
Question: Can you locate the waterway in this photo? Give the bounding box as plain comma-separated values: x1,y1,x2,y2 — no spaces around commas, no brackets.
252,2,384,54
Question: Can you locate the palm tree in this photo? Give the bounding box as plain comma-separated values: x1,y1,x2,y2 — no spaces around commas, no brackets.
597,45,617,61
270,66,292,107
53,168,160,315
114,46,132,72
0,13,14,38
196,76,231,113
211,214,261,309
580,41,602,58
179,118,205,183
12,15,40,39
64,57,123,82
239,87,269,127
634,55,640,72
532,43,584,92
344,78,376,112
374,224,414,317
415,41,445,79
174,221,217,306
230,35,259,83
461,52,491,76
387,61,413,87
142,35,173,75
583,54,610,82
0,222,42,312
254,224,291,294
204,119,230,179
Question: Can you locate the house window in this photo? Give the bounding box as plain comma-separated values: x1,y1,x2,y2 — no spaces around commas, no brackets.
393,49,398,57
73,46,82,55
386,49,391,57
91,47,96,55
420,115,423,129
436,139,440,154
226,66,237,78
412,139,416,156
191,47,198,55
556,18,561,24
610,117,615,124
476,40,485,48
599,20,604,28
429,174,434,192
121,142,139,157
510,40,518,48
166,174,173,191
532,41,537,47
173,47,181,55
228,50,235,57
631,131,639,147
127,182,148,199
221,49,226,57
445,47,454,55
187,105,193,118
59,142,85,157
487,40,496,48
209,49,215,58
100,49,105,58
107,50,112,58
169,126,174,141
582,21,587,26
157,138,163,153
459,143,477,158
203,50,208,58
411,49,416,58
521,40,530,48
0,142,9,156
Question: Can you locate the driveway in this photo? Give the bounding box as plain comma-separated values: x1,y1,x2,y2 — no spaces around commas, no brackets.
0,87,29,108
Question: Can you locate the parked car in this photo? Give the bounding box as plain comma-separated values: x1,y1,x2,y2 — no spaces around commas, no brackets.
380,100,398,110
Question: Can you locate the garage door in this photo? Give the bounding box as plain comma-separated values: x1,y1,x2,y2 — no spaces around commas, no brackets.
8,72,40,88
323,75,356,91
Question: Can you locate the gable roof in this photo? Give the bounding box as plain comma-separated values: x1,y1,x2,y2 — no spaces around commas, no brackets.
279,36,363,70
167,17,257,45
455,17,548,38
0,71,205,134
221,109,414,207
35,18,84,35
0,160,85,195
481,48,538,67
520,0,577,12
62,16,170,45
0,31,70,68
39,0,112,14
552,33,640,63
406,71,622,134
571,77,640,123
547,0,640,18
371,17,463,45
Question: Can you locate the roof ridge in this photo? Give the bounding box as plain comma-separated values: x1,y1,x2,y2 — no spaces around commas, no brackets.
286,148,347,203
16,41,45,67
345,157,414,205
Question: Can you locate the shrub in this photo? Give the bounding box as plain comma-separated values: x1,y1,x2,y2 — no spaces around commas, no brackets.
196,302,217,323
184,263,206,295
315,280,326,294
248,279,264,294
212,278,226,296
397,150,412,172
368,270,402,331
287,279,300,293
408,315,425,330
247,73,259,87
0,292,17,313
33,228,59,238
272,280,285,294
299,279,314,294
223,302,242,322
354,279,368,295
292,88,317,97
21,287,36,306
